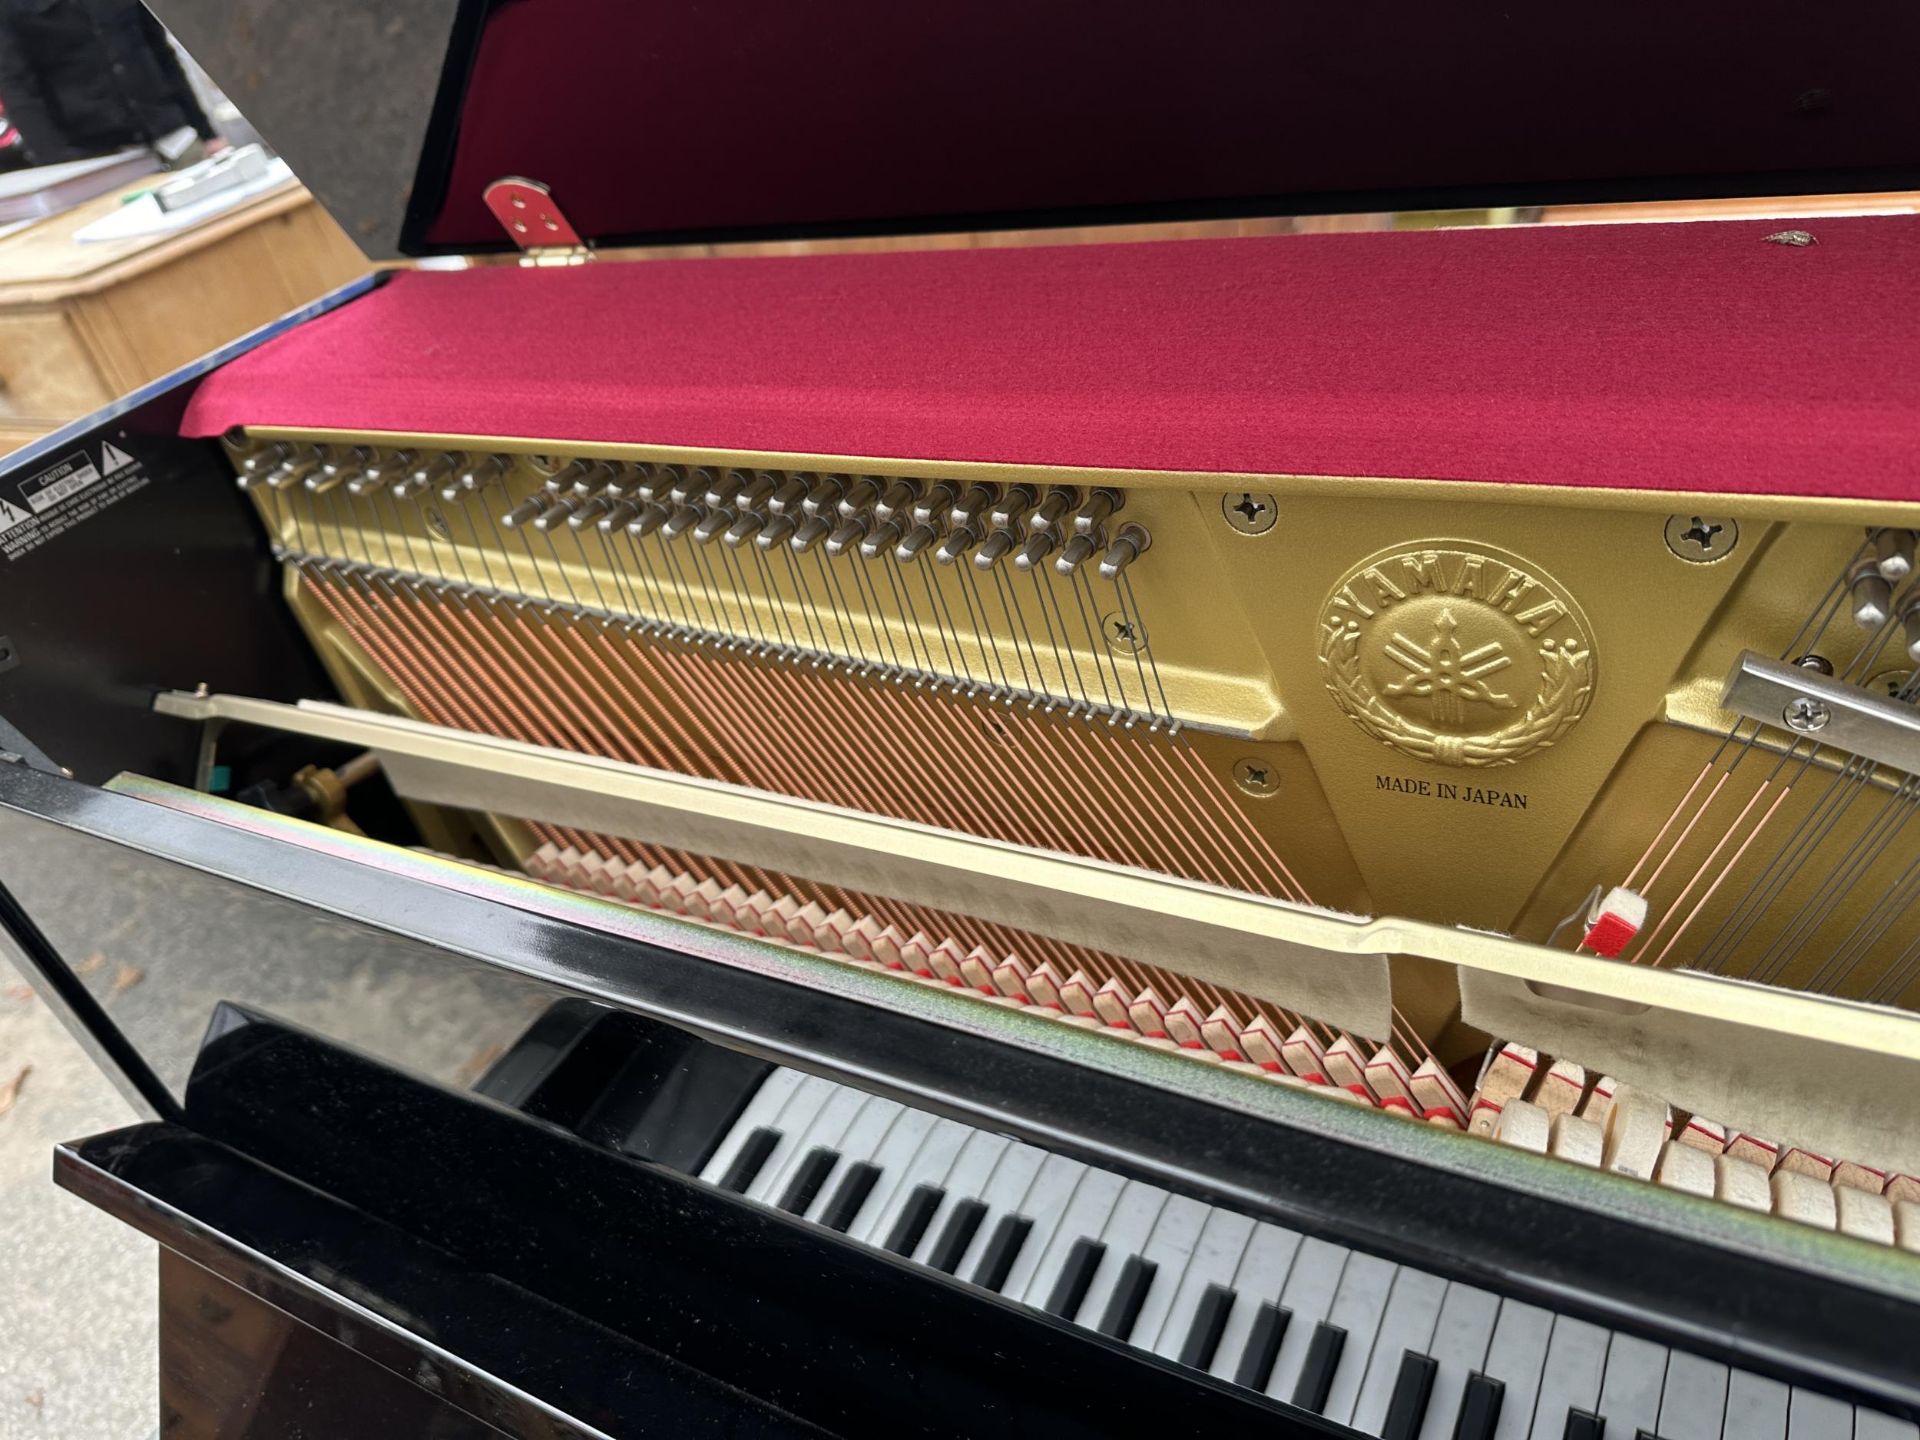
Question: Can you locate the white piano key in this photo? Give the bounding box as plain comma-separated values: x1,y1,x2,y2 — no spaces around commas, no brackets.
851,1117,973,1246
1658,1352,1730,1440
1322,1252,1401,1425
1788,1389,1856,1440
1011,1167,1129,1307
1416,1284,1502,1440
1526,1316,1610,1440
1265,1237,1351,1403
840,1109,939,1241
1148,1207,1257,1362
751,1083,869,1203
1077,1181,1173,1329
954,1141,1051,1277
1722,1371,1790,1440
1483,1299,1554,1440
1209,1223,1305,1383
698,1067,808,1183
1597,1333,1670,1440
911,1131,1011,1265
997,1154,1094,1299
1352,1268,1448,1438
804,1097,905,1222
1123,1194,1212,1351
737,1074,842,1200
1854,1408,1920,1440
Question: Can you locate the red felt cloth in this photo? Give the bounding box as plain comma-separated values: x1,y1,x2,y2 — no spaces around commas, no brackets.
183,218,1920,502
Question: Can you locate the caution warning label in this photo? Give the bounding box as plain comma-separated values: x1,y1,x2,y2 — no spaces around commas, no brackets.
2,441,149,562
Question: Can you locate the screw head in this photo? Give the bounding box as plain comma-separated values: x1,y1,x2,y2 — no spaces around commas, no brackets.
1664,514,1739,562
1222,491,1278,536
1100,611,1147,653
1866,667,1913,700
1232,756,1280,797
423,507,451,540
1783,696,1832,733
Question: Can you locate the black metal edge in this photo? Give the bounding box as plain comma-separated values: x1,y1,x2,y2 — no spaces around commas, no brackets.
6,765,1918,1414
62,1006,1318,1438
53,1125,823,1439
394,0,496,256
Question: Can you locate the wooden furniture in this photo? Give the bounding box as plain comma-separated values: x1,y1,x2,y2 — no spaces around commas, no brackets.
0,175,367,453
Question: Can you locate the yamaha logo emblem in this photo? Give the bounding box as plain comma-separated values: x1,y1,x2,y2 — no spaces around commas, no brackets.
1318,542,1596,768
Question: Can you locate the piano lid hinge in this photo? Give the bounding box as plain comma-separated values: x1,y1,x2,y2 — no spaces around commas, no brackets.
482,177,593,266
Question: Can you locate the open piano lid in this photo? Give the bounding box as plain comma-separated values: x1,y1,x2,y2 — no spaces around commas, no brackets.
151,0,1920,260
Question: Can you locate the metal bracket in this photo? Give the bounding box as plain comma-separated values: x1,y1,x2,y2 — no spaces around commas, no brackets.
482,177,592,265
0,705,65,777
1722,649,1920,774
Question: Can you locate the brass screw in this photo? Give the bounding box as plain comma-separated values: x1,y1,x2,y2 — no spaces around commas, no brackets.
1222,491,1278,536
1100,611,1146,653
1232,757,1279,797
1664,514,1738,562
423,508,451,540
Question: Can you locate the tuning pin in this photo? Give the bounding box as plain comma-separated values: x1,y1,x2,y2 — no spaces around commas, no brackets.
627,502,670,539
1098,523,1151,579
501,497,545,528
1073,488,1123,534
911,483,958,528
802,475,846,518
662,503,704,540
705,469,748,508
989,484,1038,531
571,463,617,497
826,513,871,557
552,457,597,489
935,523,980,565
874,479,919,523
232,438,289,477
1851,558,1894,627
1054,531,1102,575
345,471,389,497
860,518,904,560
972,528,1019,569
533,497,581,531
459,454,508,490
948,484,995,529
266,444,322,489
304,467,348,495
1875,529,1916,583
319,445,374,479
671,468,713,507
789,513,834,553
599,500,641,533
734,470,777,508
724,510,766,547
569,496,614,529
693,506,736,543
1014,530,1057,571
767,474,810,515
653,463,686,501
1902,593,1920,665
894,523,938,563
837,477,880,518
756,512,798,549
1028,487,1078,535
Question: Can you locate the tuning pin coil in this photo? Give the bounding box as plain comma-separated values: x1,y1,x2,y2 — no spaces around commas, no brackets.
501,497,545,528
533,497,581,531
1098,523,1151,579
789,513,834,552
935,523,980,565
973,528,1019,569
627,503,671,539
724,510,767,547
989,485,1038,531
1073,488,1123,535
860,518,904,560
767,475,810,515
1054,530,1102,575
756,512,798,549
568,496,614,529
1014,530,1057,571
947,484,995,529
826,513,871,557
911,483,958,528
1875,528,1916,583
599,500,641,533
894,523,938,562
802,476,846,518
874,479,920,523
1850,558,1894,628
1027,487,1077,536
693,506,736,543
837,478,880,518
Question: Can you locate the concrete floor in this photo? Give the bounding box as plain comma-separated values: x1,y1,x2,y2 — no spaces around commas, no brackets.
0,947,153,1440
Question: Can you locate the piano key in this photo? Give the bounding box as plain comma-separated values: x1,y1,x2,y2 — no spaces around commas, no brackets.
1147,1207,1256,1362
1657,1353,1729,1440
750,1081,870,1203
953,1141,1050,1278
1382,1352,1439,1440
1321,1251,1400,1424
1265,1237,1351,1402
1125,1194,1211,1351
1294,1321,1348,1412
1596,1333,1670,1440
1565,1413,1605,1440
1177,1283,1236,1371
925,1197,990,1274
743,1075,845,1201
1209,1223,1304,1384
716,1126,780,1194
1483,1300,1554,1440
846,1112,952,1244
1853,1409,1920,1440
1528,1316,1611,1440
1077,1181,1172,1332
1006,1167,1121,1313
803,1098,904,1223
777,1146,840,1214
882,1184,945,1256
1353,1268,1449,1438
999,1156,1099,1302
1457,1373,1508,1440
1417,1284,1502,1440
1096,1254,1159,1340
1234,1302,1292,1391
907,1130,1009,1263
1786,1390,1854,1440
698,1067,808,1184
970,1214,1034,1291
1043,1237,1106,1319
1722,1372,1789,1440
817,1160,882,1232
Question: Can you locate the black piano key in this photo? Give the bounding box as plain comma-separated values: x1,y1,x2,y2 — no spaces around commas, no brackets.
1045,1238,1106,1320
1096,1255,1159,1341
1563,1412,1604,1440
925,1199,990,1274
1293,1322,1348,1413
1178,1284,1236,1371
1233,1302,1291,1392
817,1161,881,1233
776,1147,840,1215
884,1185,945,1256
1381,1351,1438,1440
1454,1373,1505,1440
971,1215,1034,1292
717,1127,780,1194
